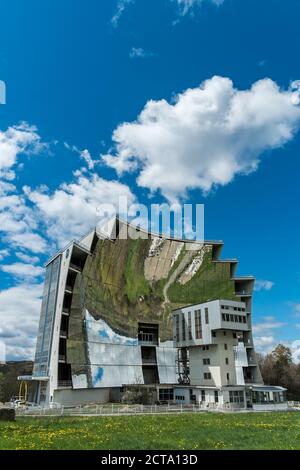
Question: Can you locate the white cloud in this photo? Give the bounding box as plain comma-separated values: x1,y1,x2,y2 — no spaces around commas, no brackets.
253,335,276,355
0,262,43,279
0,283,43,360
7,231,48,253
129,47,155,59
291,340,300,363
0,122,44,173
111,0,135,28
110,0,223,28
259,59,267,68
64,142,98,170
0,248,9,261
103,76,300,201
0,123,48,255
253,317,287,354
253,319,287,334
294,304,300,317
80,149,95,170
262,315,276,322
0,180,15,196
15,252,40,264
25,171,136,246
254,279,274,291
175,0,224,16
0,194,34,233
0,192,48,253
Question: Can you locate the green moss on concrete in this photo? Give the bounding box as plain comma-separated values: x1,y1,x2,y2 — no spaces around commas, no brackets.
168,249,236,304
124,238,151,304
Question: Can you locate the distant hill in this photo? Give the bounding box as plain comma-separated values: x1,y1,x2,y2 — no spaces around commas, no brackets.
0,361,33,403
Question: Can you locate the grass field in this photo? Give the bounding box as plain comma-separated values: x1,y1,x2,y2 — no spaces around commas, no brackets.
0,412,300,450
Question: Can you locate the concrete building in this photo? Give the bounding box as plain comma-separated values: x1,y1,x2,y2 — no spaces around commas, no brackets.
171,300,286,410
20,218,287,411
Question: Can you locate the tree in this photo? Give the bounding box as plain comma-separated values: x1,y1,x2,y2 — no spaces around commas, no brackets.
0,372,5,403
272,344,292,366
258,344,300,400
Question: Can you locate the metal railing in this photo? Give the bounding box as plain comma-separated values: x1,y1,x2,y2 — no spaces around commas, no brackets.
15,403,224,417
141,358,157,364
138,340,158,346
69,263,82,272
57,380,72,388
14,400,295,417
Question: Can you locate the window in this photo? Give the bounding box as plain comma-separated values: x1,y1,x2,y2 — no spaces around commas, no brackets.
138,331,154,343
225,357,229,365
203,358,210,365
226,373,230,382
222,312,247,324
202,345,209,351
224,343,228,350
223,331,226,336
175,395,185,401
33,256,61,377
175,315,180,342
232,332,237,338
212,331,216,337
201,390,205,402
188,311,192,340
214,390,219,403
159,389,174,401
205,307,209,324
204,372,211,380
195,309,202,339
182,314,186,342
229,390,244,403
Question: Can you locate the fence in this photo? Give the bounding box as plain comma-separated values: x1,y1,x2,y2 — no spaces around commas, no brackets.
15,402,251,417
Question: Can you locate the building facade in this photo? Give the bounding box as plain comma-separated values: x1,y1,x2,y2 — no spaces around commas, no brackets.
21,218,286,410
170,300,286,410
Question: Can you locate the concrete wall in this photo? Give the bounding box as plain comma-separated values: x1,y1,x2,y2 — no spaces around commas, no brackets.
192,388,224,406
252,403,288,411
173,299,248,349
53,387,110,406
157,340,177,383
189,330,237,387
174,387,190,404
70,310,177,389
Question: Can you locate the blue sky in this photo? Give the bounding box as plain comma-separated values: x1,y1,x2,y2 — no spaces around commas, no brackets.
0,0,300,360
